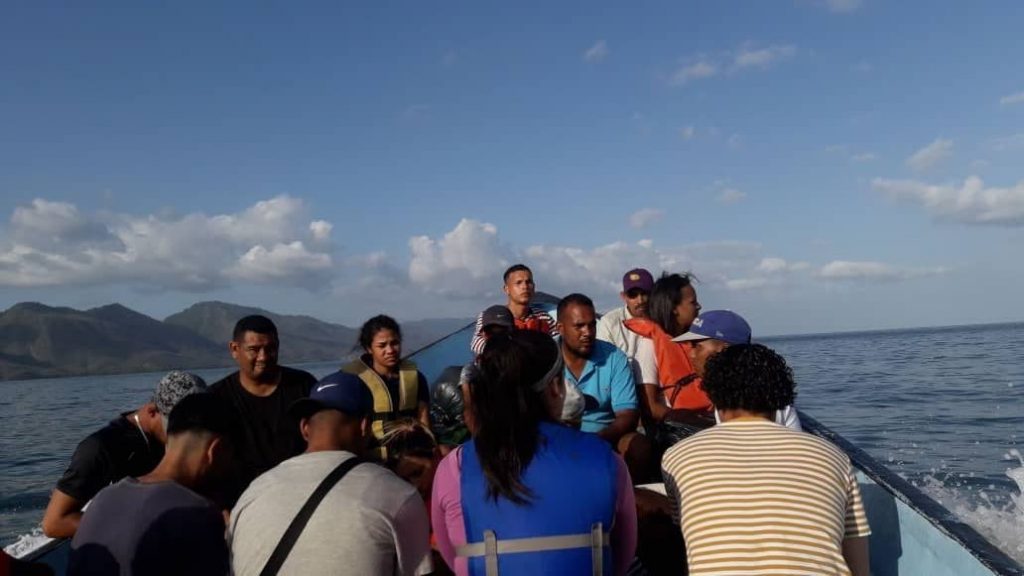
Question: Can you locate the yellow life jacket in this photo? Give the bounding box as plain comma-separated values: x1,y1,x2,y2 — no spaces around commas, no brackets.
341,357,420,459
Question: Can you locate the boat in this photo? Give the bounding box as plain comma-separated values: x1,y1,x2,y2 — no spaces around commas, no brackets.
12,300,1024,575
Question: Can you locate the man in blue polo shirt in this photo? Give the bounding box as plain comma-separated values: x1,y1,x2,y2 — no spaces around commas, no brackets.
558,293,652,481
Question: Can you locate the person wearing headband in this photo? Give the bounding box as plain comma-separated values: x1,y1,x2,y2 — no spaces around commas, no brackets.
431,330,637,575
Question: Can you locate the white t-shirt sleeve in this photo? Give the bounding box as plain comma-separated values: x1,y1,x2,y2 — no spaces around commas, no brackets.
634,337,659,386
776,405,802,431
393,490,434,576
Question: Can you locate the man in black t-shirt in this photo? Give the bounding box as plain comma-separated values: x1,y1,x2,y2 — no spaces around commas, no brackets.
209,315,316,504
42,371,208,539
69,393,237,576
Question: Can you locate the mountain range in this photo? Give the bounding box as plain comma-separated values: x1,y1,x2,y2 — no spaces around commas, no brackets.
0,301,471,381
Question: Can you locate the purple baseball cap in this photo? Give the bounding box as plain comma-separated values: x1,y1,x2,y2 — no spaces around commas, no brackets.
672,310,752,345
622,268,654,292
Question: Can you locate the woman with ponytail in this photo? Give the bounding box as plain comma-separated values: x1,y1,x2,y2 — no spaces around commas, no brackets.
431,330,636,575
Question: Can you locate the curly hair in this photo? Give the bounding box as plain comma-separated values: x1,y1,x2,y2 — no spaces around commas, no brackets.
701,344,797,414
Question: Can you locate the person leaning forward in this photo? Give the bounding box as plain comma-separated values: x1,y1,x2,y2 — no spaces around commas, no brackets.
209,315,316,505
42,371,207,538
338,314,430,460
228,372,433,576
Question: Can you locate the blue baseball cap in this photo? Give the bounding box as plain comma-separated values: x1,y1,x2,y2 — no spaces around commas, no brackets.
289,371,372,420
672,310,752,345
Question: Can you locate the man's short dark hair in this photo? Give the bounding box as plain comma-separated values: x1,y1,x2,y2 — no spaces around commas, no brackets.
557,293,595,318
503,264,532,283
701,344,796,414
232,315,278,341
167,393,239,442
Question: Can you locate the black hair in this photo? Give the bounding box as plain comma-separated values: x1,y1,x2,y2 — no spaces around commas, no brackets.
503,264,532,283
557,293,595,318
167,393,239,442
471,330,559,504
701,344,796,414
232,315,278,341
358,314,402,350
647,272,694,336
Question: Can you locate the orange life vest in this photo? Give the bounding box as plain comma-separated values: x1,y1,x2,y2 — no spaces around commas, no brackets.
624,318,712,412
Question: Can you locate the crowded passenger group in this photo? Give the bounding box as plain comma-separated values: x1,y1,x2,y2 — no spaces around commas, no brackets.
43,264,871,576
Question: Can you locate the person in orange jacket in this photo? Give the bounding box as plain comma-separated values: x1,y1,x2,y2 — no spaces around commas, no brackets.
625,272,709,427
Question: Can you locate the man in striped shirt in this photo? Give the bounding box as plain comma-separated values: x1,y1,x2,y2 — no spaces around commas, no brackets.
469,263,558,355
662,344,871,576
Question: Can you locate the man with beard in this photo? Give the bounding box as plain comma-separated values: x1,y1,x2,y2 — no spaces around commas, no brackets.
558,293,652,481
210,315,316,503
596,267,653,362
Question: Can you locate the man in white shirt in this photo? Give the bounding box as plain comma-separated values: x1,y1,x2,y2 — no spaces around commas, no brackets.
674,310,801,430
596,267,654,361
228,372,432,576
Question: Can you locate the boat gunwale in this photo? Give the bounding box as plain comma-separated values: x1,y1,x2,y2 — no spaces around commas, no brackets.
800,410,1024,576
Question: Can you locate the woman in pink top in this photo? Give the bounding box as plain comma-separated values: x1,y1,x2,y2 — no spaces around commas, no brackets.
431,331,637,575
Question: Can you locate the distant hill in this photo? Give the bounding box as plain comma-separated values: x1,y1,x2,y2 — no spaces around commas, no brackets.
0,303,225,380
0,301,473,381
165,301,361,364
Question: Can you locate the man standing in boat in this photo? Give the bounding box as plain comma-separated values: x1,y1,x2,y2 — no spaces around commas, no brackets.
597,267,654,362
209,315,317,504
469,264,558,355
42,370,208,538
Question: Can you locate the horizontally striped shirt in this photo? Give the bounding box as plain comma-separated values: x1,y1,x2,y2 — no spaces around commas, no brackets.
469,304,558,355
662,419,871,576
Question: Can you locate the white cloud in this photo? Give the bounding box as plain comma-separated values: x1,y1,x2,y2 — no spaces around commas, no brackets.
583,40,609,63
733,44,796,69
825,144,876,163
851,152,877,162
679,126,696,140
817,260,950,282
757,257,810,274
906,138,953,172
999,91,1024,105
670,60,717,85
668,43,796,87
717,188,747,205
0,196,335,289
873,176,1024,226
823,0,862,13
407,218,516,298
629,208,665,229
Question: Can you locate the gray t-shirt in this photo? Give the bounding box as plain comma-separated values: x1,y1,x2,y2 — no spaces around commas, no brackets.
229,451,433,576
69,478,227,576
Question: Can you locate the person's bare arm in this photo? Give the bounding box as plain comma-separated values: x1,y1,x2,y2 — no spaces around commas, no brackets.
638,385,669,425
597,409,640,444
41,489,84,538
842,536,870,576
417,401,430,429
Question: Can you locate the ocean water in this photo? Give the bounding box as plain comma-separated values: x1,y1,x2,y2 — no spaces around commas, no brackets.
2,323,1023,562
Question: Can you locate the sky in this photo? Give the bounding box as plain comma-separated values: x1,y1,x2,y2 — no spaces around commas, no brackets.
1,0,1023,336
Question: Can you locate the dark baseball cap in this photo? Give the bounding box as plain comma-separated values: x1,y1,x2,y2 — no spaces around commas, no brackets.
289,371,372,420
622,268,654,292
481,305,514,329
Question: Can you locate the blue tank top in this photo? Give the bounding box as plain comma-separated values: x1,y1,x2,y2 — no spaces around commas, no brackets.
459,422,618,575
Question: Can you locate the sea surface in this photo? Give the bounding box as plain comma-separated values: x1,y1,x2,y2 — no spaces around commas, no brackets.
2,322,1023,562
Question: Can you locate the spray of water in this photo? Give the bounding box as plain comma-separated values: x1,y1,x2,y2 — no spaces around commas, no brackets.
917,449,1024,564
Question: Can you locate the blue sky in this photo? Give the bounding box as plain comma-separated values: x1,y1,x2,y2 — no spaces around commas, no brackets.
2,0,1023,335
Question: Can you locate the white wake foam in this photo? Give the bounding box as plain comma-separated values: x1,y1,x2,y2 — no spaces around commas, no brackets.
918,449,1024,565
